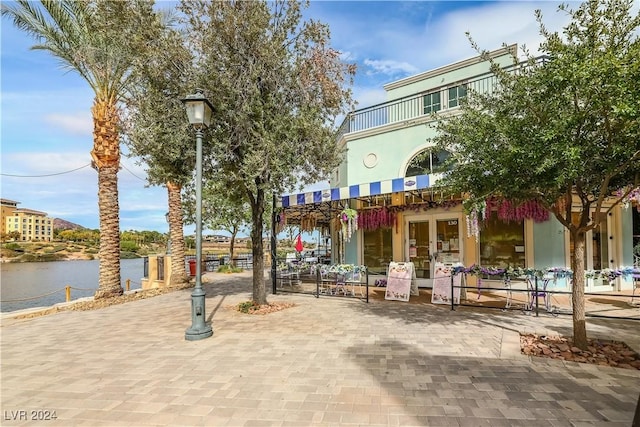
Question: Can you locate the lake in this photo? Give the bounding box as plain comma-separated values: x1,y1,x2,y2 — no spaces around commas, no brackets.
0,259,145,313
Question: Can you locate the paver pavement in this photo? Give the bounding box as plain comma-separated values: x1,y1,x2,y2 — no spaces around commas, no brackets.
1,271,639,426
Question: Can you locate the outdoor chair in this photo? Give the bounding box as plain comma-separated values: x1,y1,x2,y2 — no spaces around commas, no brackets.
526,274,552,312
278,264,300,288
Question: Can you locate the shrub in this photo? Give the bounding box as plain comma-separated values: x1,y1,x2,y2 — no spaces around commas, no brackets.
217,264,243,274
120,240,139,252
237,301,257,313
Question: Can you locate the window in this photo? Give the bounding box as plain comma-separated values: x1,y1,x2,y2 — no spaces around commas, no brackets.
405,149,452,176
423,91,441,114
363,228,393,275
448,84,467,108
479,216,525,268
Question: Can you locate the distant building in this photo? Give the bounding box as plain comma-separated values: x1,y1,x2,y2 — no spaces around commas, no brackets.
1,198,19,236
1,199,54,242
204,234,231,244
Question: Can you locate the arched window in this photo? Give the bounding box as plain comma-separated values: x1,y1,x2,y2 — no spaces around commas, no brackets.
405,148,452,176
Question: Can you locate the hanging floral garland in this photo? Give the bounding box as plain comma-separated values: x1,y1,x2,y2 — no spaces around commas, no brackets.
299,214,317,233
463,199,485,239
357,207,396,231
619,186,640,212
339,208,358,242
488,198,549,223
466,209,480,239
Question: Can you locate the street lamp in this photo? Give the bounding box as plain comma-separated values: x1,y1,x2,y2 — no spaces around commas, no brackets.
182,89,214,341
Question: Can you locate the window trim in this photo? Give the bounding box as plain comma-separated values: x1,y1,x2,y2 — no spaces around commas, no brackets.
447,84,468,108
423,91,441,114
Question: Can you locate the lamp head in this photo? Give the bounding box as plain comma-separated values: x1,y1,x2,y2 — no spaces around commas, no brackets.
181,89,213,128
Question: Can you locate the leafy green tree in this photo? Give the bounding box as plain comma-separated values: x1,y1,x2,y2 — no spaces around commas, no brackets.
120,240,140,253
2,231,22,242
183,180,250,267
432,0,640,349
2,0,163,298
123,11,195,287
179,0,355,305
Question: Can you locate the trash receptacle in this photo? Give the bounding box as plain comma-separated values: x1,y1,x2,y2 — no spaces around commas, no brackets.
188,259,196,276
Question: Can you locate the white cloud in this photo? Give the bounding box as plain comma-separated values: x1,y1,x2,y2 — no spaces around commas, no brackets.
363,58,419,77
44,112,92,136
0,151,167,229
331,1,580,114
351,86,387,110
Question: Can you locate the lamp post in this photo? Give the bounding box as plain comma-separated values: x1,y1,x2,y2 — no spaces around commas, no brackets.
182,90,214,341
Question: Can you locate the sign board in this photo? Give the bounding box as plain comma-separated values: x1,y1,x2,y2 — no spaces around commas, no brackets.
431,263,461,305
385,262,418,301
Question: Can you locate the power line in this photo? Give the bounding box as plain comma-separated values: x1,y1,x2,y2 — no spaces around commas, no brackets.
2,161,148,182
1,163,92,177
119,162,147,182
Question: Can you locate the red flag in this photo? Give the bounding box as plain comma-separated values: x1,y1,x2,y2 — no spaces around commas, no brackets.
295,234,304,252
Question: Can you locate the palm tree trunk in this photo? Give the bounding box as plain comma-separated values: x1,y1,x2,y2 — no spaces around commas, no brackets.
94,162,123,299
92,101,122,299
167,182,188,286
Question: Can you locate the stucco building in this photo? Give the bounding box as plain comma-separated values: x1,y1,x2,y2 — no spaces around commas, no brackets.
1,198,54,242
279,45,639,293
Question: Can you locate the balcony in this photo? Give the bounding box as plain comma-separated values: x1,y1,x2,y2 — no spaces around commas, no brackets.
336,57,544,140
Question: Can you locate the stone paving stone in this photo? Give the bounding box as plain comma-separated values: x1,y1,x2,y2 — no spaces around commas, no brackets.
2,271,639,426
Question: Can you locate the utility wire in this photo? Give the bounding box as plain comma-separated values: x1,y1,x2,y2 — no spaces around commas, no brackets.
1,163,91,177
2,162,148,182
119,162,147,182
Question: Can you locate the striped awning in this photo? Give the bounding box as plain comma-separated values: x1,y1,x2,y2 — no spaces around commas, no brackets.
279,174,437,207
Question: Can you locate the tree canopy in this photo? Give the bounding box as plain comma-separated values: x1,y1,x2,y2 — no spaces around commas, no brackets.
431,0,639,348
179,0,356,304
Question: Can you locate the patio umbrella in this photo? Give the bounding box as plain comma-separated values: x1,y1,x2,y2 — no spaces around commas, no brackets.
295,234,304,253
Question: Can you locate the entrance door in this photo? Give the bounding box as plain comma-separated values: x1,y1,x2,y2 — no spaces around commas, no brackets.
407,215,462,287
407,220,431,284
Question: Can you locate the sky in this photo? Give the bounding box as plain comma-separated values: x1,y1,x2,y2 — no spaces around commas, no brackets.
1,0,583,234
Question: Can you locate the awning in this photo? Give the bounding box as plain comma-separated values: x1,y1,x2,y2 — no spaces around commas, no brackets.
279,174,436,207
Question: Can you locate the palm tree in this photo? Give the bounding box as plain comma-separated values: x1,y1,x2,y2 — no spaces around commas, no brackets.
2,0,160,298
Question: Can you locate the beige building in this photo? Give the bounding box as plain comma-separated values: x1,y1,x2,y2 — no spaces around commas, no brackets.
1,199,54,242
1,198,19,236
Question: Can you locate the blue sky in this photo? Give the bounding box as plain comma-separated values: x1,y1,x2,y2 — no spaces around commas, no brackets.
1,0,579,234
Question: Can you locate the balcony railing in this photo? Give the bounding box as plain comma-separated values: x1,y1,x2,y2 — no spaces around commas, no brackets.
336,57,545,141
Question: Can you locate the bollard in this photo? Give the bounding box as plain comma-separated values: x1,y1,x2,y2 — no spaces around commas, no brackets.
126,279,130,291
65,285,71,302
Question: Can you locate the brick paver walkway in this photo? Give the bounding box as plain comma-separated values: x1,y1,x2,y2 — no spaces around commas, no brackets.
1,271,639,426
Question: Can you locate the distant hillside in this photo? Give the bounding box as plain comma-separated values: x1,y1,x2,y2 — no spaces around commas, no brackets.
53,218,85,230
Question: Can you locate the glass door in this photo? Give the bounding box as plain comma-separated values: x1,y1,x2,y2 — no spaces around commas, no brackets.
408,221,430,282
435,218,461,265
407,215,462,287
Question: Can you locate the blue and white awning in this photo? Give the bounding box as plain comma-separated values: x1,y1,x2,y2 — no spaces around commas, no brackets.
280,174,436,207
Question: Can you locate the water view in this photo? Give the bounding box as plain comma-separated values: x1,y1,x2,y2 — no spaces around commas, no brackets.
1,258,145,313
